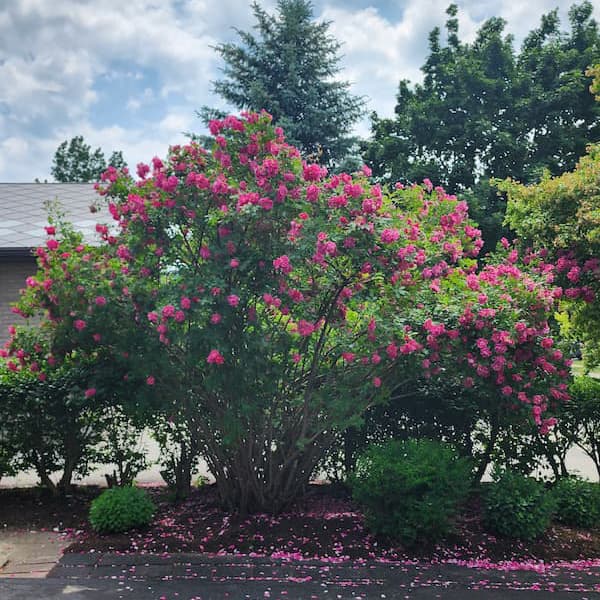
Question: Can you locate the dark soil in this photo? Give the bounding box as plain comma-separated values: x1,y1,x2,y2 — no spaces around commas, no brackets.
1,483,599,564
0,485,100,531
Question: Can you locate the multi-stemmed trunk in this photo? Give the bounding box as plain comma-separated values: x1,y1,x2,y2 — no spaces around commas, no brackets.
193,390,340,514
202,430,334,514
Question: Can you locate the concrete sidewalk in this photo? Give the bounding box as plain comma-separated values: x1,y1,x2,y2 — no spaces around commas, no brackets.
1,552,598,599
0,530,71,579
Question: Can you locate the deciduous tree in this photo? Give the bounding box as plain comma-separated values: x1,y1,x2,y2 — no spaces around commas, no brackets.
51,136,128,182
5,113,573,513
363,2,600,250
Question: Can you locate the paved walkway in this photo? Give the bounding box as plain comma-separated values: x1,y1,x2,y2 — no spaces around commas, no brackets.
0,552,599,599
0,530,71,579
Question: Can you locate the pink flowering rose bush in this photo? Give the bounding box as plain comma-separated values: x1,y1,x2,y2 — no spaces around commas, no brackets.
3,112,576,512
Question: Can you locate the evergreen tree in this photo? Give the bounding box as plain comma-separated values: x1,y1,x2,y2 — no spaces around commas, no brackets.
210,0,364,167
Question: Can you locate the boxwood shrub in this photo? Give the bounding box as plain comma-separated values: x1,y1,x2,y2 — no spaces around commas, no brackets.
89,486,155,534
483,470,556,540
351,438,473,547
552,477,600,529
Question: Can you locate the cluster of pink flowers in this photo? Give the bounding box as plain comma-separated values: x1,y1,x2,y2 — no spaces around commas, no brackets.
5,110,590,437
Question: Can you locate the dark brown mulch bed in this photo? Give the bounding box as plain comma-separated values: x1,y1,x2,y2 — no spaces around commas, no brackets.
0,485,100,531
1,483,599,564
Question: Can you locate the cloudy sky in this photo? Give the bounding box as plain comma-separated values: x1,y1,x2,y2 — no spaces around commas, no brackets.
1,0,598,181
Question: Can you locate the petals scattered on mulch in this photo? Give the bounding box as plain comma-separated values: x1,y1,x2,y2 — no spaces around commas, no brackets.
62,484,600,571
4,485,599,594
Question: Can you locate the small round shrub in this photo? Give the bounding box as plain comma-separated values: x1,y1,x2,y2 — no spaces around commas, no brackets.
552,477,600,529
483,470,556,540
89,486,155,533
351,439,473,547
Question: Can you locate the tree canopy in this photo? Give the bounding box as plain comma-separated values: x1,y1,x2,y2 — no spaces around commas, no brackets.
5,113,575,512
51,136,128,183
210,0,364,167
362,2,600,250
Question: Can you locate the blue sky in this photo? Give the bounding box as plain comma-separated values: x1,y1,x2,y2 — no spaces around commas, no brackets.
0,0,598,181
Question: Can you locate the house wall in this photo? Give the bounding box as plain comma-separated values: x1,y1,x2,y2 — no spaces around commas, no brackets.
0,256,36,344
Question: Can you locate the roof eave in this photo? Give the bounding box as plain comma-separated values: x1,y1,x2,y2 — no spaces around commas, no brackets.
0,247,35,259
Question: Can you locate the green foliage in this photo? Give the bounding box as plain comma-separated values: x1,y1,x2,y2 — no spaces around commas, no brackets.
97,406,149,488
519,2,600,177
151,414,200,501
107,150,128,171
483,471,556,540
363,1,600,246
89,486,155,533
0,353,106,494
210,0,364,166
51,136,127,182
0,430,16,483
489,417,574,482
500,146,600,369
552,477,600,528
588,63,600,100
351,439,473,546
318,378,487,483
51,136,107,182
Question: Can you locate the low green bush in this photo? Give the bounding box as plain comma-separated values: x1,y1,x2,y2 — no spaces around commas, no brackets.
552,477,600,529
483,470,555,540
351,439,473,547
89,486,155,533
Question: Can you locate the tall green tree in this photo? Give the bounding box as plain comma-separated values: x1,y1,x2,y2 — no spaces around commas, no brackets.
107,150,128,171
363,2,600,250
51,136,128,182
210,0,364,167
519,2,600,179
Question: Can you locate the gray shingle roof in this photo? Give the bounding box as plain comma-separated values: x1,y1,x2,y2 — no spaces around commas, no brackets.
0,183,107,251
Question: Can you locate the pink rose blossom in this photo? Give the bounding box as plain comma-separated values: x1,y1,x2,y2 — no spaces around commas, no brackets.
207,349,225,364
74,319,86,331
380,228,400,244
162,305,176,318
273,255,292,274
297,320,315,336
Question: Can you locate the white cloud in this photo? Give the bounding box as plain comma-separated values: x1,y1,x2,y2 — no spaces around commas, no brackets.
126,98,142,112
0,0,598,181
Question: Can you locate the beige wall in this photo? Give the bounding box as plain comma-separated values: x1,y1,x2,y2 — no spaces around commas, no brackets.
0,257,36,344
